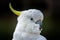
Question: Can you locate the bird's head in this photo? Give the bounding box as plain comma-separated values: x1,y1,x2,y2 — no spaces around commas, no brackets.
9,3,44,34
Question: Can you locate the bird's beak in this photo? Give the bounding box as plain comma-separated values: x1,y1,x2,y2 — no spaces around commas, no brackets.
35,20,42,30
9,3,21,16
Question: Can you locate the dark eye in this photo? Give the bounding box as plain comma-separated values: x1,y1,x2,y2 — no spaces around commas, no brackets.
31,18,33,20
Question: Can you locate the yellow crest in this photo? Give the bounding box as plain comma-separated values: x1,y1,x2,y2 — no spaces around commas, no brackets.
9,3,21,16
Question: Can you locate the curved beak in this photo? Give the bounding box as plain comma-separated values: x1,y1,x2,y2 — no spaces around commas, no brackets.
35,20,42,30
9,3,21,16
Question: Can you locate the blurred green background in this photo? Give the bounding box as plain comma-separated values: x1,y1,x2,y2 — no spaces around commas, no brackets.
0,0,60,40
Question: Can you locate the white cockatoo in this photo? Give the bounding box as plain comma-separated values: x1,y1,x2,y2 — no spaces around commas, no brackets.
9,3,47,40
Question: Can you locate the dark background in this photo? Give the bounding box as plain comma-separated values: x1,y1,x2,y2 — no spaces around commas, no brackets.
0,0,60,40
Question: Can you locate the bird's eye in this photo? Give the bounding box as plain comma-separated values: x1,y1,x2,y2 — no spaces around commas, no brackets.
30,18,33,20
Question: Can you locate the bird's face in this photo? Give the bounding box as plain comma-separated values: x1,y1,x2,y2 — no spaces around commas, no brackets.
17,9,44,34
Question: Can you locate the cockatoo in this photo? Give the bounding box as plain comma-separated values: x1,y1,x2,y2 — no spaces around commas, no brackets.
9,3,47,40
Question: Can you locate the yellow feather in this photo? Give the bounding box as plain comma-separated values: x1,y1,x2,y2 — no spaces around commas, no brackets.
9,3,21,16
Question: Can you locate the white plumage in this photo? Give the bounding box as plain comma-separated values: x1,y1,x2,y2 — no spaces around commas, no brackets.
12,9,47,40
